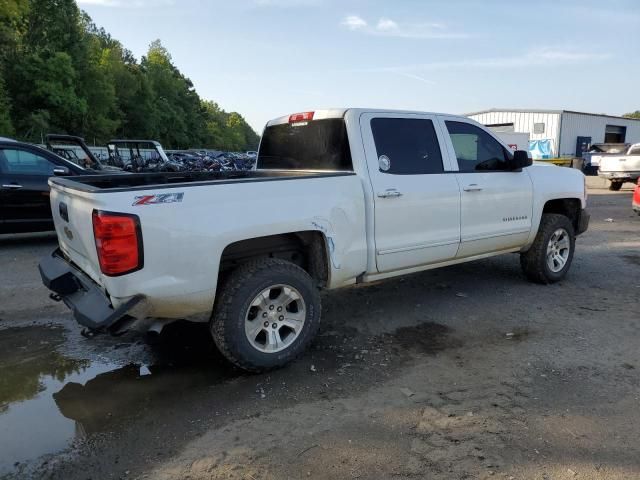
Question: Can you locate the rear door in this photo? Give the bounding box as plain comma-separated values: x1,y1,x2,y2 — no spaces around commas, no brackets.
438,118,533,258
0,146,59,233
360,113,461,273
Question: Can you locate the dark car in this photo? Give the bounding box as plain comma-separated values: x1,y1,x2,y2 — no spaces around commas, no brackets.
0,139,91,234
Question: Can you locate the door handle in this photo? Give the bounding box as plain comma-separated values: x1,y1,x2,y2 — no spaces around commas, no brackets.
377,189,403,198
463,184,483,192
1,184,23,189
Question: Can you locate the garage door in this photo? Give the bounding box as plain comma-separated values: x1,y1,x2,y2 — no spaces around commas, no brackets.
605,125,627,143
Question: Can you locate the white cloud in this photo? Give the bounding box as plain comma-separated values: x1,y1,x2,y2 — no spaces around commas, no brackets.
376,18,398,32
395,72,435,85
341,15,467,39
77,0,118,4
529,48,603,62
341,15,368,31
253,0,322,7
77,0,173,6
358,48,611,73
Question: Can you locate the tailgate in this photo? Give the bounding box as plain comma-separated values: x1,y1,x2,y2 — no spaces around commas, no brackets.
49,181,104,285
600,156,640,173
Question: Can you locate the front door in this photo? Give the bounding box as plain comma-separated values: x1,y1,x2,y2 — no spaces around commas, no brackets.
439,118,533,258
360,113,461,273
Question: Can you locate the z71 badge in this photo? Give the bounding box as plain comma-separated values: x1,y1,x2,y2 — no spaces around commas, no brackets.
133,192,184,206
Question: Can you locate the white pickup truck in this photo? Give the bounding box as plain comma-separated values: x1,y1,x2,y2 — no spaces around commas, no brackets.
39,109,589,371
597,143,640,190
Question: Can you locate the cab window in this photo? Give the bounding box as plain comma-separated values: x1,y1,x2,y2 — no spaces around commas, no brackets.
0,148,56,175
445,121,511,172
371,117,444,174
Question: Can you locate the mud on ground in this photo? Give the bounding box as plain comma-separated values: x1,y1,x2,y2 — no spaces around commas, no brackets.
0,180,638,480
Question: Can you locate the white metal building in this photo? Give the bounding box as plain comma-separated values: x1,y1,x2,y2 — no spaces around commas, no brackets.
466,109,640,158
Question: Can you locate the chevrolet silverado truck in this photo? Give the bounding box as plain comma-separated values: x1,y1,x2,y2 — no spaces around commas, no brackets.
598,143,640,190
39,109,589,371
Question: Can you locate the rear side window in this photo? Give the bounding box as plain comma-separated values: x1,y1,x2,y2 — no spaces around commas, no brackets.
258,119,352,171
445,121,510,172
0,148,56,175
370,118,443,174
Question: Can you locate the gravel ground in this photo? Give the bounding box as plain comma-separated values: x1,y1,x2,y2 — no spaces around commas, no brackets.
0,178,638,480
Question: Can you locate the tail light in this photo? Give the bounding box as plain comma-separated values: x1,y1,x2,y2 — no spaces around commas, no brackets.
92,210,143,276
289,112,314,123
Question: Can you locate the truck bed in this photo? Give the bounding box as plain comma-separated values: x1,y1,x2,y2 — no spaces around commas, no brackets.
50,170,355,193
45,168,367,321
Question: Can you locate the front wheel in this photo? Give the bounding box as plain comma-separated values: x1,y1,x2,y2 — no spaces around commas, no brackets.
609,181,623,191
520,214,576,284
211,258,321,372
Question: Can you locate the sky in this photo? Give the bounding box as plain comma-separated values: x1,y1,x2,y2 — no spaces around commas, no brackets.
77,0,640,133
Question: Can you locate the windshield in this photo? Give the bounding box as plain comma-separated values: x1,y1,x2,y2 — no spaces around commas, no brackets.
257,118,352,171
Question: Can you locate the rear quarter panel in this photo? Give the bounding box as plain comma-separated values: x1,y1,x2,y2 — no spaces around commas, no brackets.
55,175,368,319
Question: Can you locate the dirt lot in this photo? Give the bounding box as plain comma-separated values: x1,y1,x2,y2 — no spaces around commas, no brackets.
1,179,639,480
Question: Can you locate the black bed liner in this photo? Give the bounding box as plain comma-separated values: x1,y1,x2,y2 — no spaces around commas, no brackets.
50,169,355,193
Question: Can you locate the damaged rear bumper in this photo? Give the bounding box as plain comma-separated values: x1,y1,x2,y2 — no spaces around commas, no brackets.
39,249,143,330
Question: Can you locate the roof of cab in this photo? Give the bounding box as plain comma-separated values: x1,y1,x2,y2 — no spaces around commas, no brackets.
265,108,465,127
266,109,348,127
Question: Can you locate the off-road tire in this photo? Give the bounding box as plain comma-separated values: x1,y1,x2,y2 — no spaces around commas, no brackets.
520,214,576,284
211,258,321,372
609,182,623,191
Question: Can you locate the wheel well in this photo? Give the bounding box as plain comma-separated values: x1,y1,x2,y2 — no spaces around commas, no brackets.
542,199,581,231
219,232,329,287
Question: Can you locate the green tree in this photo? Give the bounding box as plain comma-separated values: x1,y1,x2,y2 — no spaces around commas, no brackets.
10,51,85,140
623,111,640,119
0,70,14,135
23,0,84,55
0,3,259,149
0,0,29,61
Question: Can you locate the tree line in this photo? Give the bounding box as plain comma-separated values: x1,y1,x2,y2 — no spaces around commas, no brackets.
0,0,260,151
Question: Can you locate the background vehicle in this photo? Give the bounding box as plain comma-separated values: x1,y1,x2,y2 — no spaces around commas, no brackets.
0,140,94,234
107,140,184,172
45,134,123,173
167,150,223,172
583,143,629,172
598,143,640,190
39,108,589,372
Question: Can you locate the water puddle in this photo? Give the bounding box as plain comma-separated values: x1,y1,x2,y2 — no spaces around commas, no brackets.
0,319,458,475
0,322,238,475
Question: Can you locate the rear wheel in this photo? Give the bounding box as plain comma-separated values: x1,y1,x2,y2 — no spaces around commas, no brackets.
609,181,623,191
520,214,575,284
211,258,321,372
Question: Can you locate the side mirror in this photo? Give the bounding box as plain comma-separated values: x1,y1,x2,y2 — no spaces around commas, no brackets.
52,166,70,176
509,150,532,170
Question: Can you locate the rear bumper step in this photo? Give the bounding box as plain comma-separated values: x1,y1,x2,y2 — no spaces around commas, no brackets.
39,249,143,330
599,171,639,180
